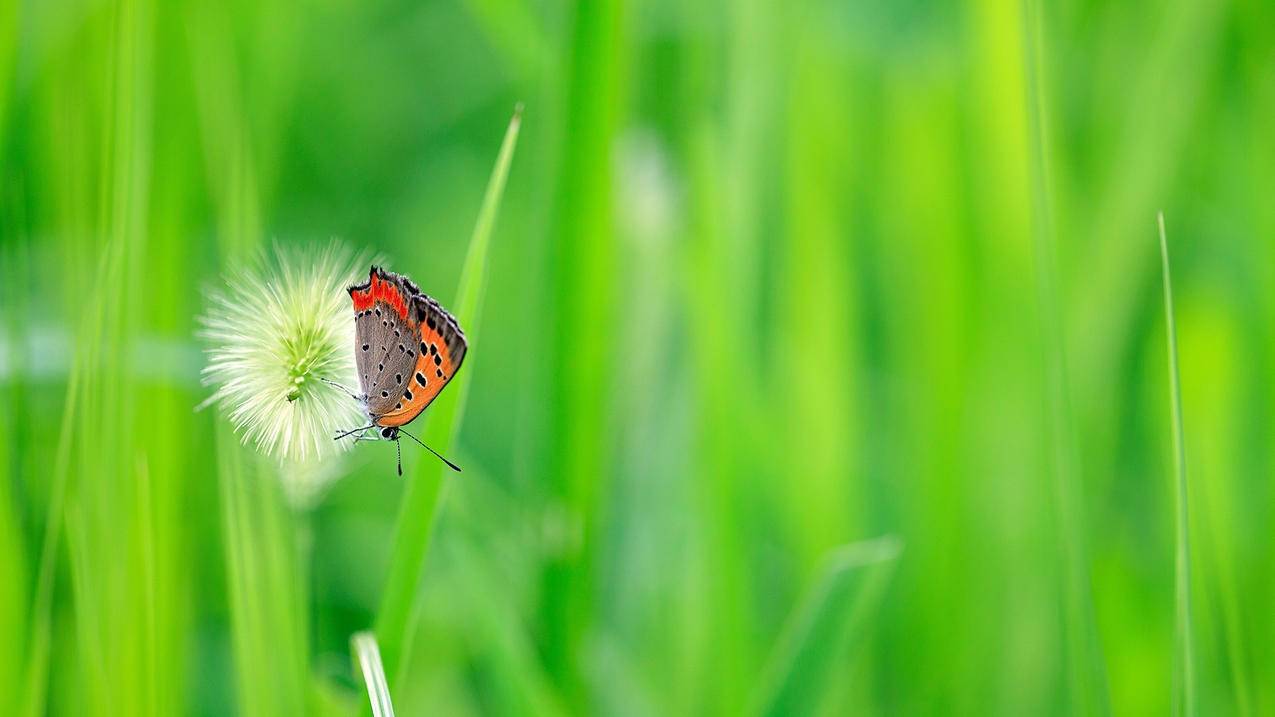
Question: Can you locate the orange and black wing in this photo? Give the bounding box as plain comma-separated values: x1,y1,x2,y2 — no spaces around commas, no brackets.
373,292,466,427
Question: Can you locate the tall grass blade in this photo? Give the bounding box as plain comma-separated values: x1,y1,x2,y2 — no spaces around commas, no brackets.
372,105,522,692
749,536,903,717
1158,212,1196,717
351,632,396,717
1020,0,1109,711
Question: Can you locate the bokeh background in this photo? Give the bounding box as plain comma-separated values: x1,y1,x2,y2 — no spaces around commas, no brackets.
2,0,1274,714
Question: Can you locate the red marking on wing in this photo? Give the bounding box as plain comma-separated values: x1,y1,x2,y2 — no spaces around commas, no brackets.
350,269,411,323
351,285,373,311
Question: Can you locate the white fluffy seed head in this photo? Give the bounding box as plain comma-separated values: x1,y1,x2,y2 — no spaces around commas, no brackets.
200,243,367,464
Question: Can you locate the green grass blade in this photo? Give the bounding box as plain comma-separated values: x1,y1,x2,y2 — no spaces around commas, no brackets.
18,346,82,717
457,103,523,327
1019,0,1110,711
351,632,396,717
372,105,522,693
1158,212,1195,717
749,536,903,717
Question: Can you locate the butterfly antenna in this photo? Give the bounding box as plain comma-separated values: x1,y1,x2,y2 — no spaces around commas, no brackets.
398,428,462,472
396,438,403,477
334,424,374,441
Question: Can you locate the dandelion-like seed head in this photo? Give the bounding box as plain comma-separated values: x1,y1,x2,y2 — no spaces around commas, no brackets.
200,243,367,465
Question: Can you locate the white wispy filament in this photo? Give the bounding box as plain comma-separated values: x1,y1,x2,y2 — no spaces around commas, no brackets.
200,244,366,463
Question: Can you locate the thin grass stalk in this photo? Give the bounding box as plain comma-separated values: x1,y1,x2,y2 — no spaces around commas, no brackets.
1158,212,1196,717
254,459,309,713
216,428,262,716
18,336,83,717
135,455,159,717
64,502,109,711
1019,0,1109,712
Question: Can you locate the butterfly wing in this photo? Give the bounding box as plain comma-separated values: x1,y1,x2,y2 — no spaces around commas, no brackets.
373,292,467,427
349,267,424,415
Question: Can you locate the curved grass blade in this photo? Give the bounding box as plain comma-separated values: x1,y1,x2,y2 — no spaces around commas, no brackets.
1158,212,1196,717
351,632,396,717
372,105,523,693
750,536,903,717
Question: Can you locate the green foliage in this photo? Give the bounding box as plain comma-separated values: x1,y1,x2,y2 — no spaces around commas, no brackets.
1,0,1273,714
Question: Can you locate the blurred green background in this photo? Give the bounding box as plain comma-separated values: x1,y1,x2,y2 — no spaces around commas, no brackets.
2,0,1274,714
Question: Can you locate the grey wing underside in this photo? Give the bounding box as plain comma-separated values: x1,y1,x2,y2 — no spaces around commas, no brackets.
354,304,420,416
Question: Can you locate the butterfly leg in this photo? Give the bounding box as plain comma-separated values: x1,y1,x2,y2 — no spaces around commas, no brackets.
334,424,374,441
318,376,364,402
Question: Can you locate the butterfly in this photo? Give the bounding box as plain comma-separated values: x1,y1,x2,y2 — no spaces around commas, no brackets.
328,265,466,474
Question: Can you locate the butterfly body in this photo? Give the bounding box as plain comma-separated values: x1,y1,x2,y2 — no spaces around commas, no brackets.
337,266,466,472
